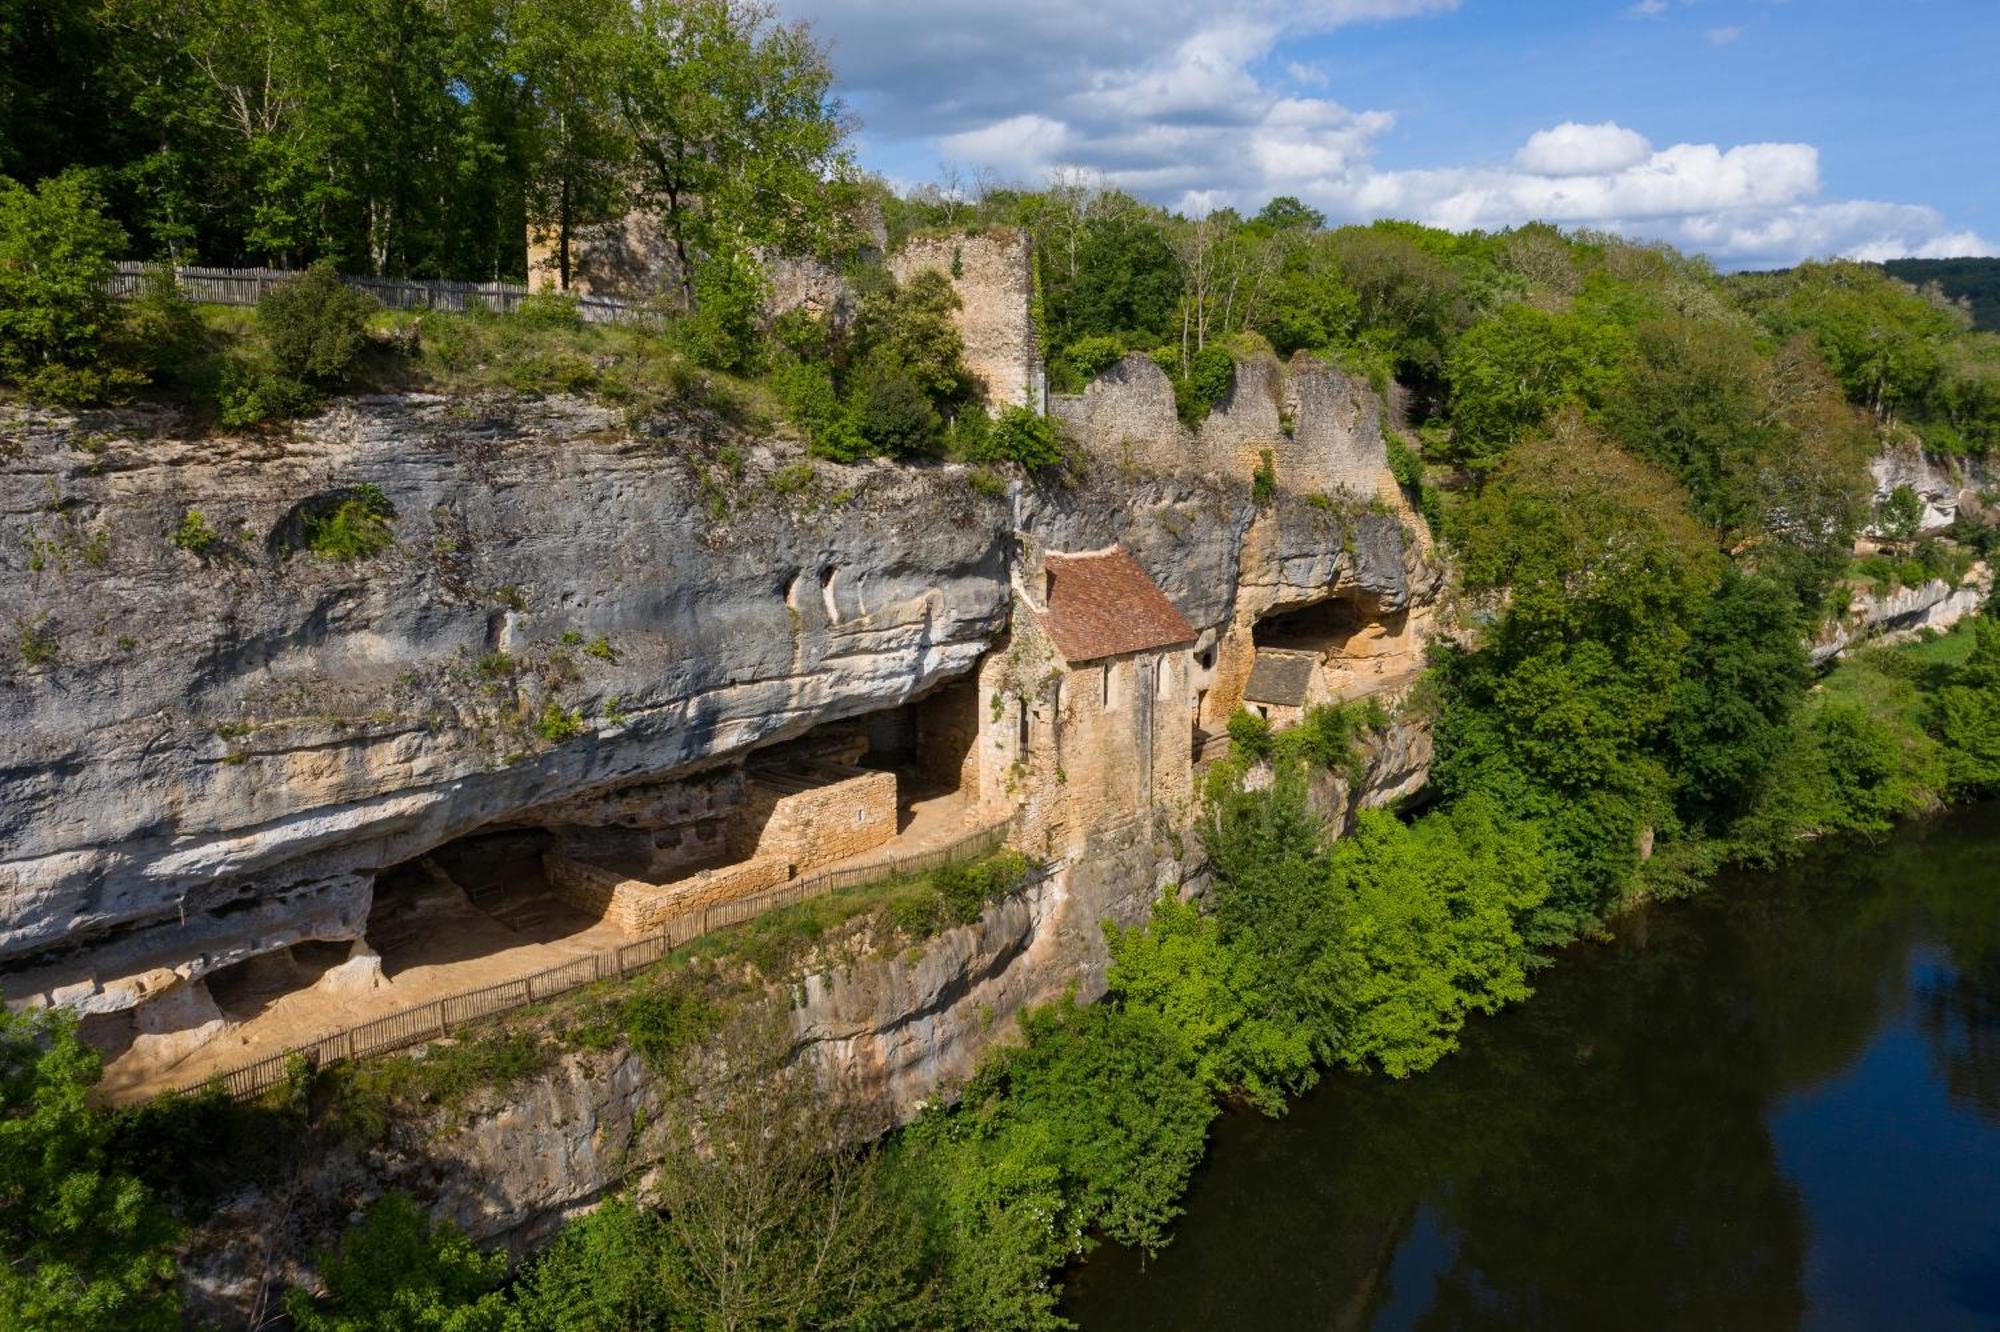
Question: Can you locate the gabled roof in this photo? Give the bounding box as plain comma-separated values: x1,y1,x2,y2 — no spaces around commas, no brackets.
1038,548,1196,665
1243,651,1316,707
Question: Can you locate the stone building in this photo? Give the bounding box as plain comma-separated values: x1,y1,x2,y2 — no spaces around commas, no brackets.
997,546,1198,859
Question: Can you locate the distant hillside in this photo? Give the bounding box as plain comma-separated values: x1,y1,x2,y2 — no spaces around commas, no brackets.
1882,257,2000,331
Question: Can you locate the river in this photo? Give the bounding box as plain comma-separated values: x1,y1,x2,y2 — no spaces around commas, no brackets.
1064,803,2000,1330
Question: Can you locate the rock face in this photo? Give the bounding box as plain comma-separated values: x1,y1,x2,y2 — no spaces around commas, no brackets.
178,727,1428,1327
1810,565,1994,664
1869,442,1998,534
2,395,1012,1010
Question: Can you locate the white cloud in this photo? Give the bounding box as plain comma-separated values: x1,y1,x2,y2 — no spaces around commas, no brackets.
1514,122,1654,176
779,0,1989,266
1629,0,1670,15
1285,60,1332,88
1708,25,1743,45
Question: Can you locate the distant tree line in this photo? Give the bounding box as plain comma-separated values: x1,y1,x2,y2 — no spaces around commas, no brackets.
1883,257,2000,333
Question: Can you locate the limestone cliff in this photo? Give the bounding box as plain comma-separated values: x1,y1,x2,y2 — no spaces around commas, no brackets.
2,365,1441,1321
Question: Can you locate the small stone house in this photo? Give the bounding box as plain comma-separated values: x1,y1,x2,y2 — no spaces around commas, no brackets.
1007,547,1198,855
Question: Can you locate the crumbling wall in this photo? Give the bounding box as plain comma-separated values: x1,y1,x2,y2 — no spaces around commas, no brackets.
1051,354,1191,473
889,230,1042,410
1280,355,1401,503
1054,352,1399,505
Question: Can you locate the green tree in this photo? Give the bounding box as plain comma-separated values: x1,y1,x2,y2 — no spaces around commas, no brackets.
0,169,129,402
1876,483,1926,544
514,0,629,290
286,1195,508,1332
1739,260,1957,419
613,0,852,310
646,1007,934,1328
1326,798,1547,1077
1440,421,1718,931
1106,894,1313,1114
0,1008,180,1332
508,1197,676,1332
1444,304,1631,472
1926,618,2000,795
1598,315,1777,534
1666,570,1811,827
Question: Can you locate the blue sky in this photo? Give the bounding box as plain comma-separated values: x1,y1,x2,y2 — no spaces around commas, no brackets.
774,0,1997,268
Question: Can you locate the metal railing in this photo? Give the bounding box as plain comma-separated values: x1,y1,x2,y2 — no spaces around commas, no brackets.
107,261,653,327
168,819,1020,1101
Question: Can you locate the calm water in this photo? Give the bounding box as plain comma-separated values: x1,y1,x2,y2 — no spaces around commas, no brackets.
1065,804,2000,1331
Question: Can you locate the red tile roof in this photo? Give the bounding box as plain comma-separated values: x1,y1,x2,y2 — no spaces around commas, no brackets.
1038,548,1196,665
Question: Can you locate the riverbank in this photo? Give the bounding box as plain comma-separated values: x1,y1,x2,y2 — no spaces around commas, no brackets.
1065,797,2000,1330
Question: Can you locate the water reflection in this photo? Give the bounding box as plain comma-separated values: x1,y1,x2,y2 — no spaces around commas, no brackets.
1065,804,2000,1331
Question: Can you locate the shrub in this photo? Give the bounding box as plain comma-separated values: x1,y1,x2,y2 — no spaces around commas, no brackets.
215,355,317,427
512,290,583,331
977,405,1067,470
1064,334,1128,384
535,702,584,742
675,251,768,374
1177,343,1237,426
615,978,719,1072
171,509,218,555
257,261,377,387
286,1195,508,1332
14,615,57,667
1226,707,1274,761
1251,448,1277,507
122,263,206,383
0,170,133,404
1875,483,1925,542
771,359,868,461
1274,700,1382,780
302,485,396,561
850,358,941,456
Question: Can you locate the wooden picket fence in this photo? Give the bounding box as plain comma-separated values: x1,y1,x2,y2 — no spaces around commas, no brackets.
169,818,1023,1102
107,261,654,327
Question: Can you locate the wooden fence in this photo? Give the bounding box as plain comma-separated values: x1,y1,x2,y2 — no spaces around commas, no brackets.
107,261,652,327
169,818,1022,1101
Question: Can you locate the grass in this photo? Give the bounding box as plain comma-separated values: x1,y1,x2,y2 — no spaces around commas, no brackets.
372,307,775,428
301,484,396,561
1819,618,1982,734
315,1027,557,1140
676,848,1037,980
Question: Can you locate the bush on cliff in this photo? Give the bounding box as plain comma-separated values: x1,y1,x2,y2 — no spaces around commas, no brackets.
973,405,1067,471
259,261,378,388
0,170,136,405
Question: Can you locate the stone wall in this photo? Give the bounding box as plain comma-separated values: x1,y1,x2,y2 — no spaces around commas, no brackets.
527,213,678,298
1051,354,1187,472
731,765,899,874
888,230,1042,410
545,851,790,935
1052,351,1401,505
